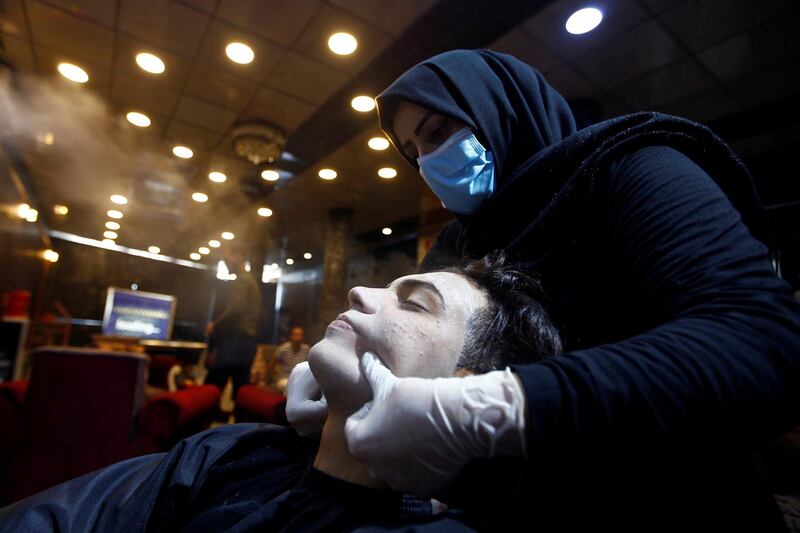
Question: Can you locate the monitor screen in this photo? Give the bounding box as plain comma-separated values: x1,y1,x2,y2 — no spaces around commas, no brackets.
102,288,176,340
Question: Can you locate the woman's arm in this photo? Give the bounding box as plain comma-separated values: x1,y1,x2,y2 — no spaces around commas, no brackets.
514,145,800,455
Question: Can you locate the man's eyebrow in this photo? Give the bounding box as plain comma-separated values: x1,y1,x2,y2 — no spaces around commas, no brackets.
400,111,437,158
394,278,446,309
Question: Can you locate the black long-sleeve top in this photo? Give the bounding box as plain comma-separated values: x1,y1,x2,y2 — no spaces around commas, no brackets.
427,145,800,530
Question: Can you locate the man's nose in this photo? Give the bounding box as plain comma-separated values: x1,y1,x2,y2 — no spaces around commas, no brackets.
348,286,378,313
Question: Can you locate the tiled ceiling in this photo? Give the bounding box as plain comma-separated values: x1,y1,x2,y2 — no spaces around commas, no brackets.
0,0,798,266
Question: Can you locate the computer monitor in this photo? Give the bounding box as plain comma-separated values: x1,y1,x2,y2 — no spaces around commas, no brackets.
102,287,176,340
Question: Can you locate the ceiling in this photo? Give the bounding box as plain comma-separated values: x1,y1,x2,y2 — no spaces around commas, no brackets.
0,0,798,267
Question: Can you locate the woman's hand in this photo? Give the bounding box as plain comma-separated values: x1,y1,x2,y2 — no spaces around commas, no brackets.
345,352,528,498
285,362,328,436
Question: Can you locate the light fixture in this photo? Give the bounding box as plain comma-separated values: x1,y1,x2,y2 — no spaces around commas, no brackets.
190,252,202,261
257,207,273,217
244,261,251,272
199,246,210,255
286,258,294,265
54,204,69,215
209,239,221,248
110,194,128,205
102,238,115,246
221,231,234,240
135,52,165,74
105,221,120,230
226,42,254,64
148,246,160,254
262,263,282,283
565,7,603,35
378,167,397,179
107,209,124,219
209,171,227,183
126,112,150,127
328,32,357,55
37,132,54,145
351,96,376,112
57,62,89,83
16,203,30,218
368,137,390,150
25,209,38,222
43,249,59,262
303,252,312,260
382,227,392,235
318,168,337,180
261,169,280,181
192,192,208,203
172,145,193,159
104,230,118,239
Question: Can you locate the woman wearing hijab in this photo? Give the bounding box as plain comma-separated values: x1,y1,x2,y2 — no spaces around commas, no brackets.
287,49,800,530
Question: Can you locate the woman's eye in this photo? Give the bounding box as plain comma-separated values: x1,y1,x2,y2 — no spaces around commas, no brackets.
429,126,444,142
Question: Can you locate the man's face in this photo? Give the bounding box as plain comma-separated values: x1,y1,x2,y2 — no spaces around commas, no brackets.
290,327,304,343
308,272,488,414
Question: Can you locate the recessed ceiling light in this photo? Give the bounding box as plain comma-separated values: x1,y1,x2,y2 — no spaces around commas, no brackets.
25,209,38,222
221,231,234,240
328,32,357,55
226,42,254,64
110,194,128,205
382,227,392,235
102,238,115,246
57,62,89,83
209,239,221,248
104,230,118,239
190,252,202,261
107,209,123,219
192,192,208,203
43,249,59,263
565,7,603,35
368,137,390,150
173,145,193,159
126,111,151,127
351,96,376,112
37,132,55,145
53,204,69,215
17,203,29,219
303,252,312,260
148,246,160,254
286,258,294,265
318,168,337,180
135,52,165,74
199,246,210,255
209,171,227,183
261,169,280,181
378,167,397,179
257,207,273,217
105,221,120,230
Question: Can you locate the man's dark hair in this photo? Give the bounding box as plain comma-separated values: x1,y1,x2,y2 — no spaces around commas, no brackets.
447,251,562,373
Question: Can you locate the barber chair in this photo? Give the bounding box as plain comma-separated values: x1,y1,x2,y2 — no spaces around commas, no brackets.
235,384,287,425
0,347,221,504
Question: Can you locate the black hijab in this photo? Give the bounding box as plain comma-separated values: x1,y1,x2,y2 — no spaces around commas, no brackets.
377,49,772,259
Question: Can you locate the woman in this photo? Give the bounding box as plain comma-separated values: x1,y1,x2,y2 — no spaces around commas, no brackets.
289,49,800,530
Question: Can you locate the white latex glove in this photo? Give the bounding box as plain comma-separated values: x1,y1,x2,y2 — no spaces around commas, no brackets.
285,361,328,437
345,352,528,497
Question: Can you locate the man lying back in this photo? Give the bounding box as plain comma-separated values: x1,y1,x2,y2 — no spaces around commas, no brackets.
0,252,561,532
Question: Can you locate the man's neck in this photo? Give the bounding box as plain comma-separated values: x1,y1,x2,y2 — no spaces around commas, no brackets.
313,411,387,489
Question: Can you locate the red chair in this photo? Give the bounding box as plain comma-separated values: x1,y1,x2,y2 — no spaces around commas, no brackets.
1,347,221,504
235,384,288,425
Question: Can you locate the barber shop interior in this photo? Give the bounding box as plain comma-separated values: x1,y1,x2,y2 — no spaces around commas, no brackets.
1,0,799,530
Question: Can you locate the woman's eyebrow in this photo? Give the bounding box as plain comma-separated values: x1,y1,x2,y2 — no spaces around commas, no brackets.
400,111,437,158
394,279,446,309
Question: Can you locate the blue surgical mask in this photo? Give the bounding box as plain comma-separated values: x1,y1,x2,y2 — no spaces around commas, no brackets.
417,127,495,215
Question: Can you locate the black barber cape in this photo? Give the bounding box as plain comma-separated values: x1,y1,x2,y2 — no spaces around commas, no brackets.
379,50,800,530
0,424,484,532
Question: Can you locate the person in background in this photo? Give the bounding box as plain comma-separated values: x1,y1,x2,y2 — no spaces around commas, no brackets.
271,326,310,393
204,245,261,399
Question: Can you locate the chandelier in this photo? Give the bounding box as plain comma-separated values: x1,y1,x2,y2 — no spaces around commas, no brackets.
231,120,287,165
